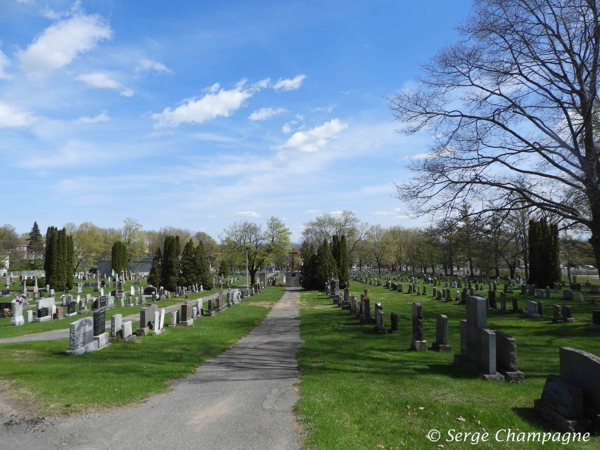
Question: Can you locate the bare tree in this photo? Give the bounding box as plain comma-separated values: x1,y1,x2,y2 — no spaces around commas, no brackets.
390,0,600,272
302,211,368,257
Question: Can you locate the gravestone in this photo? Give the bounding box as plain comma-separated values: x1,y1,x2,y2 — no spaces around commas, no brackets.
65,317,98,355
389,312,399,333
588,311,600,331
411,302,427,351
140,304,158,330
27,310,33,323
180,302,193,326
564,290,573,300
495,331,524,382
374,303,386,334
111,314,122,338
10,300,24,326
553,304,564,323
121,321,134,340
535,347,600,433
432,314,451,352
525,300,541,319
535,289,545,298
93,308,105,336
360,296,375,324
454,295,505,381
562,305,574,323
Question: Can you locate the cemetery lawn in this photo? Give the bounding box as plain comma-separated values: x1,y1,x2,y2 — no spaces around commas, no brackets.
0,286,285,416
0,289,220,339
295,285,600,450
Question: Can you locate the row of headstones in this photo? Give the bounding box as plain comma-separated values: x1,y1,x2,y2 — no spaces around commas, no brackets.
328,286,600,433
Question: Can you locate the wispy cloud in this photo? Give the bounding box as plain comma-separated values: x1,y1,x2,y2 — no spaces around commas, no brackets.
0,101,39,128
135,58,173,74
74,111,110,124
0,50,12,80
76,72,133,97
235,211,261,218
279,119,348,152
273,74,306,92
313,104,335,113
248,107,286,121
152,80,252,128
304,209,320,213
18,13,112,79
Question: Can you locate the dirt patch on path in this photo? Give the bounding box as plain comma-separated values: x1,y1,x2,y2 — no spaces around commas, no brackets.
244,301,276,308
0,382,44,421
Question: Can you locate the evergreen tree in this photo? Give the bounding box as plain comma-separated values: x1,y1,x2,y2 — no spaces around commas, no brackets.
194,241,213,290
331,235,340,278
339,235,349,288
218,259,229,277
44,226,56,279
301,244,317,289
528,218,560,288
160,236,173,288
148,248,162,287
111,241,129,274
28,221,43,261
179,240,196,286
315,238,336,288
55,228,67,291
66,234,74,290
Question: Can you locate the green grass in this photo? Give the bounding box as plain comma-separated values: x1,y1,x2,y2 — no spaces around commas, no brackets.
0,286,284,416
294,282,600,450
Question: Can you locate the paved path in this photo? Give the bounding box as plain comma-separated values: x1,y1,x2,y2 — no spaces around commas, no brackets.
0,288,303,450
0,293,223,344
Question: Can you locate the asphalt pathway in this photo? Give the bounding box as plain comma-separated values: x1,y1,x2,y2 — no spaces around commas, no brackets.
0,288,303,450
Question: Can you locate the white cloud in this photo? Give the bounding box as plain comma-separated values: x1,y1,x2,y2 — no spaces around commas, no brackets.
373,211,395,216
235,211,261,218
76,72,133,97
16,0,33,4
313,104,335,113
248,107,286,121
0,102,39,128
282,123,292,133
74,111,110,124
304,209,320,213
18,13,112,79
341,90,354,95
206,215,218,218
253,78,271,89
279,119,348,152
0,50,11,80
152,81,252,128
296,114,304,121
192,133,239,144
135,58,173,74
19,140,101,168
273,74,306,92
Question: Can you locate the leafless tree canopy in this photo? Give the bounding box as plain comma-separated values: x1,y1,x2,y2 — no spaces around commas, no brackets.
390,0,599,235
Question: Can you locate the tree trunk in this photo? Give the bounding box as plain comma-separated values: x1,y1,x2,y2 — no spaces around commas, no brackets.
250,269,257,285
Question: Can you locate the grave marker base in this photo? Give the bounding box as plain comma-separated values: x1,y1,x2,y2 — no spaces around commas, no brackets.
534,399,592,433
453,354,505,381
589,323,600,331
136,326,149,336
498,369,525,382
178,319,194,327
35,316,52,322
94,332,109,349
432,343,452,352
373,326,387,335
411,338,428,352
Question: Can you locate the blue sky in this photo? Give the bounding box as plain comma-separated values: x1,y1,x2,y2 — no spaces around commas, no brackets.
1,0,472,241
